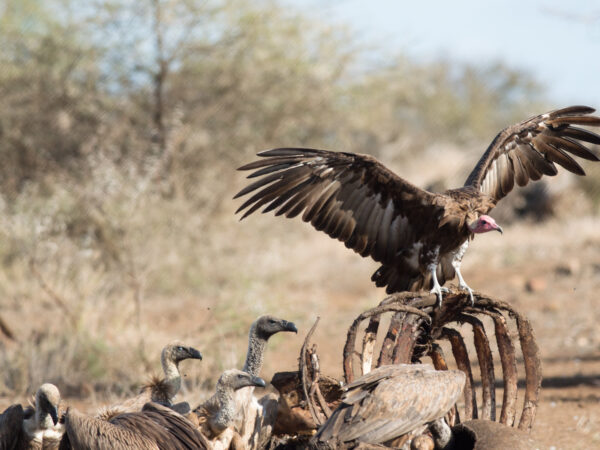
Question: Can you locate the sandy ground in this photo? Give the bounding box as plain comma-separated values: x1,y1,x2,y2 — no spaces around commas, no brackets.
1,215,598,449
246,217,600,449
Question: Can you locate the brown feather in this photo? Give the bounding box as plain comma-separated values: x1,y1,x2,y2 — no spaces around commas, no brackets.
236,109,600,295
465,106,600,203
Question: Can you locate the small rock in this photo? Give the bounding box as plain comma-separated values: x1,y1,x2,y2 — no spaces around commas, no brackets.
525,277,546,293
555,259,581,276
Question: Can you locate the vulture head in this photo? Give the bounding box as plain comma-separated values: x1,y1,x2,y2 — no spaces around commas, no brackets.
220,369,266,391
162,342,203,365
36,383,61,427
468,215,503,235
254,315,298,340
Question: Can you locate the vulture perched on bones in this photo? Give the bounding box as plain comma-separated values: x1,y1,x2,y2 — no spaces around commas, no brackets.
235,106,600,304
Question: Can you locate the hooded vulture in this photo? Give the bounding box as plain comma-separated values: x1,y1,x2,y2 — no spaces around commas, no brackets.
235,106,600,304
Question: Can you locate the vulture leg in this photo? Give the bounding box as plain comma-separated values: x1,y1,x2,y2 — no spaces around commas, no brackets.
452,241,474,305
453,265,474,306
428,263,449,307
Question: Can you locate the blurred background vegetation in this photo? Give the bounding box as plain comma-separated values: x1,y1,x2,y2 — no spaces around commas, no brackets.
0,0,598,405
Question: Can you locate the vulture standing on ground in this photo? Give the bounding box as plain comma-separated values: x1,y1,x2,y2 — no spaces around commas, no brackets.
236,315,298,450
59,402,209,450
0,383,63,449
189,369,266,450
235,106,600,304
314,364,465,447
102,341,202,417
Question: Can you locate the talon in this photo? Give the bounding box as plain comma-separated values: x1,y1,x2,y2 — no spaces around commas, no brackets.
430,285,447,308
458,283,474,306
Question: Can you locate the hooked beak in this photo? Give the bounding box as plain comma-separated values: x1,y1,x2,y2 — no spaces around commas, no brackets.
495,224,503,234
251,376,266,388
283,320,298,333
188,347,203,360
51,407,59,426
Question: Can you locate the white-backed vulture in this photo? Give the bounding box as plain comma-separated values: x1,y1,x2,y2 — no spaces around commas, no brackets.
237,315,297,450
59,401,210,450
189,369,266,450
0,383,63,449
315,364,465,446
102,342,202,417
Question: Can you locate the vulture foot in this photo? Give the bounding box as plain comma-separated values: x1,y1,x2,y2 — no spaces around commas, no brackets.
430,285,449,308
458,282,474,306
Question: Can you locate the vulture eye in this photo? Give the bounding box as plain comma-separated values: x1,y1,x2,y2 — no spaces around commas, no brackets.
177,346,184,351
268,319,276,324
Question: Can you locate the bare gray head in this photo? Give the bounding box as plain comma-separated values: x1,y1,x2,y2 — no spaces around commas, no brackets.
35,383,61,428
253,315,298,339
243,315,297,376
162,341,203,366
157,341,202,401
209,369,266,433
219,369,266,392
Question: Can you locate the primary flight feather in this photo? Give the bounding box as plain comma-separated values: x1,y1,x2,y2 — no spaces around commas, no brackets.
235,106,600,305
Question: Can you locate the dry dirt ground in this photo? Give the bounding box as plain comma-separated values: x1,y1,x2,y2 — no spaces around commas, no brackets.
1,216,598,449
244,217,600,449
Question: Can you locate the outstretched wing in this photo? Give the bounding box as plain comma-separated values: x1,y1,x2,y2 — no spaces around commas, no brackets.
465,106,600,204
235,148,443,267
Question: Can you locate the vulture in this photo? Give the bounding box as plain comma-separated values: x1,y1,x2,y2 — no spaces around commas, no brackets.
0,383,63,450
235,106,600,304
314,364,465,447
59,402,209,450
236,315,298,450
449,419,543,450
189,369,266,450
102,341,202,417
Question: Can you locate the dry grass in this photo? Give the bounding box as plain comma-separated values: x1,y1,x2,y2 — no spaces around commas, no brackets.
1,144,598,412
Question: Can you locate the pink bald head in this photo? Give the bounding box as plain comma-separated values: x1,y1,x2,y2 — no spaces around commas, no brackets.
469,215,503,234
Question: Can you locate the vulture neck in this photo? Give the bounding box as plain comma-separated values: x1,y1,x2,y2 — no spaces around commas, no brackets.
35,395,54,431
161,352,181,399
242,322,267,377
209,384,236,434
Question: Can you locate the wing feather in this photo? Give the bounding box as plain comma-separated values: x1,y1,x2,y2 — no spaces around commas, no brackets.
236,148,442,273
465,106,600,202
316,365,465,445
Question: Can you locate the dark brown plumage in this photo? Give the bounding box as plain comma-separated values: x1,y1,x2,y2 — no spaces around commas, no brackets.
235,106,600,304
314,364,465,446
59,402,209,450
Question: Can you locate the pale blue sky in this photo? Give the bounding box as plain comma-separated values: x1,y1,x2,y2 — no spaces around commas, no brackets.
292,0,600,107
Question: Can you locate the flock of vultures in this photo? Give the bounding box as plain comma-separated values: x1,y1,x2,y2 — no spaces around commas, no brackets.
2,106,600,449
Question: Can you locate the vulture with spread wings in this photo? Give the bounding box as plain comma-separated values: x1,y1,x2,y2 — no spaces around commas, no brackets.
235,106,600,305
